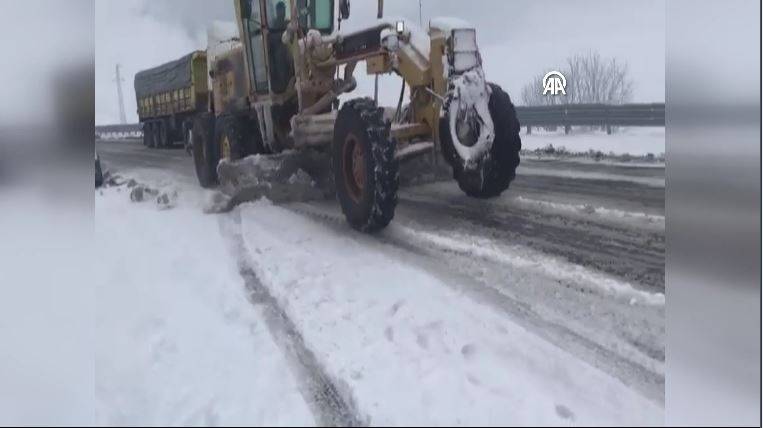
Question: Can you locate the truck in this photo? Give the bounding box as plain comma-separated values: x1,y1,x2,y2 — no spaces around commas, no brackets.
134,51,209,149
192,0,522,232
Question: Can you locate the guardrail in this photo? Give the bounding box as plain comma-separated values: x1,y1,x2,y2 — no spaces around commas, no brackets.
515,103,665,134
95,123,142,139
96,102,665,138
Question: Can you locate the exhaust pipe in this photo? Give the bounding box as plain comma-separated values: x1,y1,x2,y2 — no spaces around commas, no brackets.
377,0,384,18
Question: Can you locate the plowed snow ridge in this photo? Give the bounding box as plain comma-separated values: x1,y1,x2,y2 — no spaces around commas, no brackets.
236,200,664,425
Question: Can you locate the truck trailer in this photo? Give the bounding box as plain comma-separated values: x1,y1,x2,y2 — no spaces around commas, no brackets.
134,51,209,149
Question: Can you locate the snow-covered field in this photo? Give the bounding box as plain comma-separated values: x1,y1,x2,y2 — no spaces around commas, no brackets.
521,127,665,156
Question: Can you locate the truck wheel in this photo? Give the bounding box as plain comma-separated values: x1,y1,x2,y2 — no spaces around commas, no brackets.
145,122,156,148
192,113,218,188
332,98,399,232
440,83,521,198
143,123,151,146
182,121,193,151
157,120,169,148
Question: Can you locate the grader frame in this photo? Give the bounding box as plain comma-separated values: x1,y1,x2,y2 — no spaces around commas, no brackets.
193,0,522,231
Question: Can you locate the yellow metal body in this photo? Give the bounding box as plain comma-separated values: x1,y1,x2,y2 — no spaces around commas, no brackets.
213,0,452,151
211,45,250,115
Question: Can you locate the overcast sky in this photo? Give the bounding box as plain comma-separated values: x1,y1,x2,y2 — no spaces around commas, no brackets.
94,0,665,125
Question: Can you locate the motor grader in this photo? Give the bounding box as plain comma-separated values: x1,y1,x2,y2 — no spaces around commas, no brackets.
193,0,521,232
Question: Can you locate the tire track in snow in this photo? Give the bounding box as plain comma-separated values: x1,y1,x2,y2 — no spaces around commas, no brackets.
219,212,366,427
284,203,665,404
397,193,665,292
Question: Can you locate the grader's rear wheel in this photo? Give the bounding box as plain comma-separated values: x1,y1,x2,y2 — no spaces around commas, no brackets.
215,115,265,161
332,98,399,232
192,113,218,188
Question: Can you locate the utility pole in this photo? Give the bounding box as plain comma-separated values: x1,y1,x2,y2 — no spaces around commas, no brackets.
115,64,127,124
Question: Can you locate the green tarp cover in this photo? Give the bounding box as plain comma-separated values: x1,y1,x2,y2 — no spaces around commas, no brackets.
134,53,195,98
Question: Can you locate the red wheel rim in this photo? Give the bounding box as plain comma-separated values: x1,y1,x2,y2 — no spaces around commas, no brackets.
342,134,365,203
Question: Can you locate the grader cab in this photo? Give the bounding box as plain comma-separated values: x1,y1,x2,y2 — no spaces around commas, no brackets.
193,0,521,232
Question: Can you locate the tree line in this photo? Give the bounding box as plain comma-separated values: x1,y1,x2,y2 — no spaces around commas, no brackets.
521,51,634,106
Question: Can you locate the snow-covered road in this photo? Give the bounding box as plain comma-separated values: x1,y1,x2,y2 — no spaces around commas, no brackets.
95,138,665,425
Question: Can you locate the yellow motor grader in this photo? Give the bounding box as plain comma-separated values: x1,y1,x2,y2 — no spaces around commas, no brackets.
193,0,521,232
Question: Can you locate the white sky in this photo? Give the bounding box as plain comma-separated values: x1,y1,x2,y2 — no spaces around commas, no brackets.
94,0,665,125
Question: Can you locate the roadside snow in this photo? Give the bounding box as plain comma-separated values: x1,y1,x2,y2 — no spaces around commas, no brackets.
522,127,665,156
515,195,665,228
518,164,666,188
94,181,313,426
236,201,664,426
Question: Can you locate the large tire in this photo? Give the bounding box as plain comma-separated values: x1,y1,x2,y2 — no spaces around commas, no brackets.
157,120,169,148
215,115,266,161
440,83,521,198
192,113,218,188
145,122,156,148
182,120,193,152
240,116,267,156
142,122,151,146
332,98,399,232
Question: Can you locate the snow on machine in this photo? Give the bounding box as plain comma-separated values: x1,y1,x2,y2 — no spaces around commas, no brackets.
193,0,521,232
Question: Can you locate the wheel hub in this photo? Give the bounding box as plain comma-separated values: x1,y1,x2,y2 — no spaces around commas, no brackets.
342,134,365,203
455,106,480,147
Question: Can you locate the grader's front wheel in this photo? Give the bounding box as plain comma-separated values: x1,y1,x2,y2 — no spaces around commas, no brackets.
440,83,522,198
332,98,399,233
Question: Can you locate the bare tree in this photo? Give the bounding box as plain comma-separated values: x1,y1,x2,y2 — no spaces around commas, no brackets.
520,50,634,106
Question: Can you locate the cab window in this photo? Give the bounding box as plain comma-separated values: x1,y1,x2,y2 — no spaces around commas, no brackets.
297,0,333,33
266,0,291,31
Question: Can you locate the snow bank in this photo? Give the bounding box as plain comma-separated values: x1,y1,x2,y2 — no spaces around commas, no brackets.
94,182,313,425
236,202,664,425
522,127,665,156
515,195,665,228
518,164,666,188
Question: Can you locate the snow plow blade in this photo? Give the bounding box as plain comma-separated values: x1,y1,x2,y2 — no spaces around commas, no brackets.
213,151,334,211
